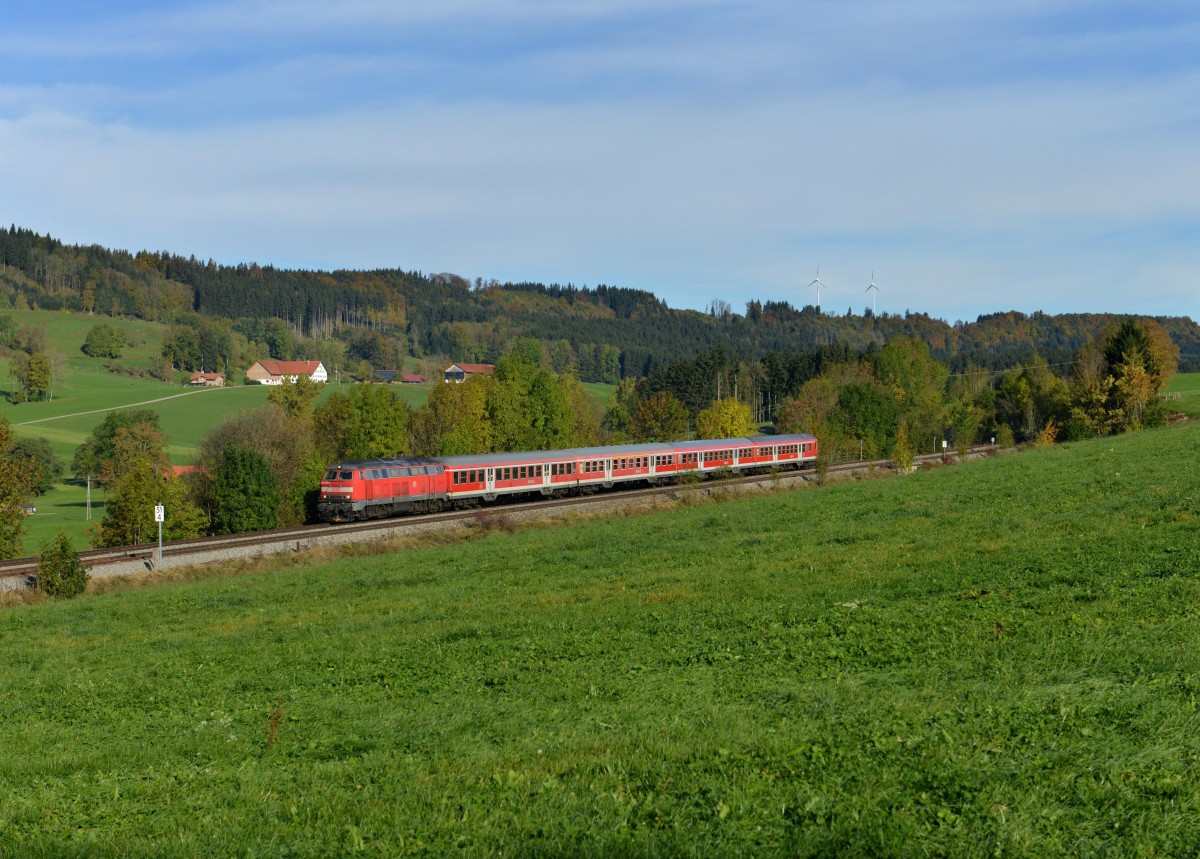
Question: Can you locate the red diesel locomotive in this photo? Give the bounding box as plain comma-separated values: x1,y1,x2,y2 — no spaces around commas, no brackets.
318,434,818,523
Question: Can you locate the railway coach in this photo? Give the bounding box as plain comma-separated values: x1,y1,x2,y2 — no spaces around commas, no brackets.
317,434,817,523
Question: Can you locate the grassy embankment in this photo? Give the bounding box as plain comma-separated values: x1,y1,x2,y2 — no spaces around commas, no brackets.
2,416,1198,855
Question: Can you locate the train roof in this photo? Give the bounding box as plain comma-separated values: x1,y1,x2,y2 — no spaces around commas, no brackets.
325,435,815,472
436,434,815,468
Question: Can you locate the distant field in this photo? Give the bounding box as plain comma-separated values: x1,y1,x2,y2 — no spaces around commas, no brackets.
3,420,1199,854
1167,371,1200,417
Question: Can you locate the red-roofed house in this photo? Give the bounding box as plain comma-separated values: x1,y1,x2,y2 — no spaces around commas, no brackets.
246,360,328,385
444,362,495,383
188,372,225,387
400,373,426,384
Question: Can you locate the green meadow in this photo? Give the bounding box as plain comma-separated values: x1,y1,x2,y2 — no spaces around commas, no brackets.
2,418,1198,856
1166,371,1200,418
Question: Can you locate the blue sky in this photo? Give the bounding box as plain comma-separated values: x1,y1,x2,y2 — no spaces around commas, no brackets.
2,1,1197,322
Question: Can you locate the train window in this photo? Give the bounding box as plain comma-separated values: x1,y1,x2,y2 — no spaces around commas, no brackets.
323,469,336,480
518,466,526,479
502,468,510,481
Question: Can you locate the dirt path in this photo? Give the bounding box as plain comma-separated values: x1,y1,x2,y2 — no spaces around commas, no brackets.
14,387,226,426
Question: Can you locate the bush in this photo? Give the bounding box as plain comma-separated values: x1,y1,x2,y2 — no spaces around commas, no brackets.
37,529,88,598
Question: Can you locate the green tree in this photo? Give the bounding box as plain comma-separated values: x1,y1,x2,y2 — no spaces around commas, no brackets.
10,436,64,496
94,457,206,547
72,409,163,485
313,384,411,461
36,529,89,598
600,377,640,442
832,381,900,454
82,323,126,358
212,447,279,534
0,417,35,560
629,391,689,442
10,351,52,402
873,337,948,444
409,377,494,456
695,398,756,439
195,406,320,527
268,376,322,420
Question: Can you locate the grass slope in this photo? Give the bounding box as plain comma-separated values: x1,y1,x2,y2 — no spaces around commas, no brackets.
1167,371,1200,418
2,422,1199,855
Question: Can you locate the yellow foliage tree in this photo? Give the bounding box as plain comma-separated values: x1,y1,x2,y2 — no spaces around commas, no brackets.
695,398,755,440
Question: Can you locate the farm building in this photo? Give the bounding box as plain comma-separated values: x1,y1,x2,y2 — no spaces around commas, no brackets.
188,372,225,387
246,360,328,385
444,363,495,383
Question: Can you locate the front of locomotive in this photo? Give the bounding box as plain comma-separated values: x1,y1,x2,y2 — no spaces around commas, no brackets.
318,463,364,522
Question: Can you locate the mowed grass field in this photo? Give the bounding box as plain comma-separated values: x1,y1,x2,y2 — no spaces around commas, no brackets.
2,420,1199,855
1167,371,1200,418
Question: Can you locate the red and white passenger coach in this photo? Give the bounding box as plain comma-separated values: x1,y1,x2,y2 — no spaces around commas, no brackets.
318,434,817,523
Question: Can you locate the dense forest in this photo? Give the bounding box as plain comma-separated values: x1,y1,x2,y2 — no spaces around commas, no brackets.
2,225,1198,385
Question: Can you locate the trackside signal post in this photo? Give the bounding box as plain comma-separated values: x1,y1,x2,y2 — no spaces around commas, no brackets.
155,504,164,569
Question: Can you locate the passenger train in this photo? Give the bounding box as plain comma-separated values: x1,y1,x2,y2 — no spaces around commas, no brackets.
317,434,818,523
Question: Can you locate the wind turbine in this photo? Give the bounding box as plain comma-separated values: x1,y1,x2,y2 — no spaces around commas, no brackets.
865,271,879,316
808,266,824,312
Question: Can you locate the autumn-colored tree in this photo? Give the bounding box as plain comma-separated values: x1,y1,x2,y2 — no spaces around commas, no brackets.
695,398,755,439
10,351,52,402
0,417,35,560
629,391,688,442
775,377,839,436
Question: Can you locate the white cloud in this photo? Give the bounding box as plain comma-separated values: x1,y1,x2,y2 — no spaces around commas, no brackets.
1,1,1197,322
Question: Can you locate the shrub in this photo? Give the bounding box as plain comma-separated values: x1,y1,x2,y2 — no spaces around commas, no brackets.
37,529,89,598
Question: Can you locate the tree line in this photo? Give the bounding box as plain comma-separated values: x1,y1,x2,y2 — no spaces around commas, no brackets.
4,226,1198,392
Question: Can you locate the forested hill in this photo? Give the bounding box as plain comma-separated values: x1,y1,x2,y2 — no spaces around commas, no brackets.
2,225,1198,378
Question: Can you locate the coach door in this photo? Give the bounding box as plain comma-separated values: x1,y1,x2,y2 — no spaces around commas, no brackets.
486,468,495,493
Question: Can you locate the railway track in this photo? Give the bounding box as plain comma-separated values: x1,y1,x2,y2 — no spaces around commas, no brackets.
1,446,998,591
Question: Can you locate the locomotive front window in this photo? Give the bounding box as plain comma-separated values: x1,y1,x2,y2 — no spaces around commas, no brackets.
324,469,337,480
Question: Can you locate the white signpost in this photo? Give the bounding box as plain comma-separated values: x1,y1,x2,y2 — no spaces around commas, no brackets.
154,504,165,570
